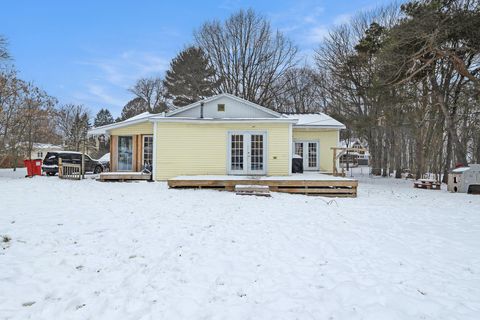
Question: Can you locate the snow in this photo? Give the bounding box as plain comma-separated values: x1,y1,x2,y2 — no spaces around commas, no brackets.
453,167,470,173
1,168,480,319
98,153,110,163
283,113,346,128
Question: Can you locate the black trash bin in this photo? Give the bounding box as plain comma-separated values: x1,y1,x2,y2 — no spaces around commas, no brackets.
292,156,303,173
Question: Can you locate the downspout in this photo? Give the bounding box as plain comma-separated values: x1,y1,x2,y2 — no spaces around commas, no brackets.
200,102,204,119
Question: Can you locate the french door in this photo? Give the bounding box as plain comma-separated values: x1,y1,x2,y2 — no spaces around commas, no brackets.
229,132,267,175
294,141,319,171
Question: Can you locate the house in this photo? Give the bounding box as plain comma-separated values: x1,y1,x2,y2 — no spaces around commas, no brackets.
447,165,480,194
88,93,345,181
27,143,63,160
339,138,369,167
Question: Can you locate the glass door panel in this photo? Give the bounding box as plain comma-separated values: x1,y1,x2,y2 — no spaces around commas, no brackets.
118,136,133,171
308,142,318,169
230,134,244,173
250,134,264,172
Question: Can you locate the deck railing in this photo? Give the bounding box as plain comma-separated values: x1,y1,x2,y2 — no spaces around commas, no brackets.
58,158,82,180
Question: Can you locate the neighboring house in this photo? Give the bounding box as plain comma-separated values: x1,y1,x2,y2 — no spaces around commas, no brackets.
88,93,345,181
27,143,63,160
339,139,370,166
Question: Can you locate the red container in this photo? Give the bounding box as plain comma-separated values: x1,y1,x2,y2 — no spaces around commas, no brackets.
24,159,43,177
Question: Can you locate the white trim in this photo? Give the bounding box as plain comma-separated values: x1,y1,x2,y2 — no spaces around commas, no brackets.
166,93,284,118
150,118,297,124
153,122,157,180
288,123,293,175
293,125,346,129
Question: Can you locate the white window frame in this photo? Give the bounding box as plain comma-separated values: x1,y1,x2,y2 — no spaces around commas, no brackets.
142,135,154,168
227,131,268,175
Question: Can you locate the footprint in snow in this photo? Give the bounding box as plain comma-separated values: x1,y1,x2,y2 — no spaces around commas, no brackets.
22,301,35,307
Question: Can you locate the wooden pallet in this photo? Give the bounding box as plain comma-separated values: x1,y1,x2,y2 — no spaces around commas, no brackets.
235,185,271,197
168,178,358,197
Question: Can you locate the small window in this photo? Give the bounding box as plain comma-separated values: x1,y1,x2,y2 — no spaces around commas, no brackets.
217,104,225,112
37,152,43,158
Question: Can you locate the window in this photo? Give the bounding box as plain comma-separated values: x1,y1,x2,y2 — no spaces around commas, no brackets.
217,104,225,112
37,152,43,158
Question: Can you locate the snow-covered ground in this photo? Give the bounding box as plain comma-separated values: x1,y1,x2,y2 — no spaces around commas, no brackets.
1,168,479,319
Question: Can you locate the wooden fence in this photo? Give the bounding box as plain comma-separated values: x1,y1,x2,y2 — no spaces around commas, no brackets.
58,158,82,180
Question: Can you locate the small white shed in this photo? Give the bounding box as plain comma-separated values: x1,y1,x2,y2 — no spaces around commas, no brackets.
447,164,480,194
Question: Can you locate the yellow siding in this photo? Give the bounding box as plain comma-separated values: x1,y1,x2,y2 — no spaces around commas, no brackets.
292,128,339,172
155,122,290,180
109,121,153,136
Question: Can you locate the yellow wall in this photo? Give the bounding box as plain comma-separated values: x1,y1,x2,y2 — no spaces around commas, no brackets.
155,122,291,180
109,122,153,136
292,128,339,172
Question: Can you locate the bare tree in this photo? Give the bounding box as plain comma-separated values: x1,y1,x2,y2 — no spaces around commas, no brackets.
0,69,57,169
129,77,167,113
274,67,327,113
55,104,91,151
195,8,298,108
0,35,9,61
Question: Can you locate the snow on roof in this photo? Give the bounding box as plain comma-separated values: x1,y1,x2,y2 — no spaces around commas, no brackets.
127,112,154,121
88,112,154,136
283,113,345,129
32,143,63,150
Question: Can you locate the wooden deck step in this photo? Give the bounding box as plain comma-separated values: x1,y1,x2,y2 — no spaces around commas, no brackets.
235,184,271,197
99,172,152,182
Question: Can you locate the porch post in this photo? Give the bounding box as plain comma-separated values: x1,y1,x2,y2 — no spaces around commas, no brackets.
152,121,157,181
288,123,293,175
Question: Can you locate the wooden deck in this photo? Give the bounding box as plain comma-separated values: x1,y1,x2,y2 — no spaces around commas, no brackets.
168,174,358,197
99,172,152,182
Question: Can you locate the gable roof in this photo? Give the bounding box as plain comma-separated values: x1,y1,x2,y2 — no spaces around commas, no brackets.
283,113,346,129
166,93,284,118
88,95,346,136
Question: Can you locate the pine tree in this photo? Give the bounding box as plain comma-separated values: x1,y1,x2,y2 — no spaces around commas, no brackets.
94,108,114,127
164,46,220,107
120,97,148,120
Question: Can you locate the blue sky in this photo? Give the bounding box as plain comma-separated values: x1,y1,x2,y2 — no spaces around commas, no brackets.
1,0,396,118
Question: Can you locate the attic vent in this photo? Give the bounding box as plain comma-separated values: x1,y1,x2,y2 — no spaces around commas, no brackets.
217,104,225,112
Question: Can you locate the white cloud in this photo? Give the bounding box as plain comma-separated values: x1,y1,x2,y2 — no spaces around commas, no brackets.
72,50,170,110
85,84,126,107
83,51,169,87
333,13,353,26
306,26,330,44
